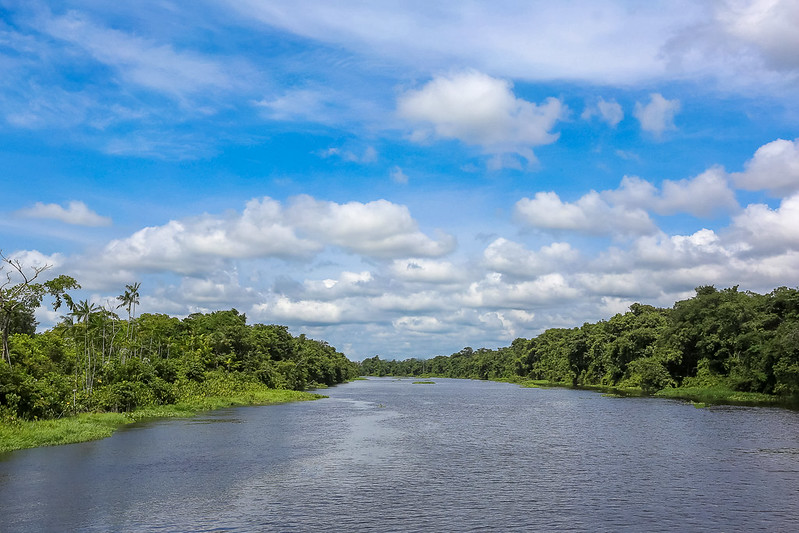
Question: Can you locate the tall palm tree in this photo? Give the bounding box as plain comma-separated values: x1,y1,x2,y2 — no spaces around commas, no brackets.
117,282,140,340
71,299,99,392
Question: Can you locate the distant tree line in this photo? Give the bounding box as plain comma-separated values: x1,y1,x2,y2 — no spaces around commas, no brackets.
0,255,358,421
361,286,799,398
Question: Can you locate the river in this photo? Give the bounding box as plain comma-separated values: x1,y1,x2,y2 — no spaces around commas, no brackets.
1,378,798,532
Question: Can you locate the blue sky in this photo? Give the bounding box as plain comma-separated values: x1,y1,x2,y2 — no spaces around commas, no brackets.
2,0,799,360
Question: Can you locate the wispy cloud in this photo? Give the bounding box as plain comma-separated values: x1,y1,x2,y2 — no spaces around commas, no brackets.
18,201,111,227
39,10,242,98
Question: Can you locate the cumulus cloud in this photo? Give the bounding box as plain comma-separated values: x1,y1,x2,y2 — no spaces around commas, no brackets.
18,200,112,226
286,195,455,258
582,97,624,126
302,271,377,299
257,297,346,325
633,93,680,136
461,272,580,309
609,167,739,217
730,138,799,196
388,259,465,284
393,315,448,334
514,191,656,237
483,238,578,278
398,71,565,167
102,198,318,275
729,193,799,253
92,195,454,277
3,250,64,275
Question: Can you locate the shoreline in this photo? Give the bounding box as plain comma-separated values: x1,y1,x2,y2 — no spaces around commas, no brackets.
380,374,799,410
0,388,324,454
511,378,799,410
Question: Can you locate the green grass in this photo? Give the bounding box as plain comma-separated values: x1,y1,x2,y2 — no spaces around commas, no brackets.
0,412,129,453
0,386,325,453
654,385,783,407
513,379,570,389
412,381,435,384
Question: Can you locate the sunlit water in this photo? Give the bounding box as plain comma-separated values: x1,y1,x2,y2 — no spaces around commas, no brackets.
2,378,799,532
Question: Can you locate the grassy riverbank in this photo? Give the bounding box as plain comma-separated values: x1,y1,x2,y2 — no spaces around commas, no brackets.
652,385,792,407
0,384,324,454
475,376,797,409
516,378,795,408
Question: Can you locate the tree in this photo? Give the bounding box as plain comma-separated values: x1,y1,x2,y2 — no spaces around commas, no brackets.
71,299,101,392
0,251,79,365
117,282,141,343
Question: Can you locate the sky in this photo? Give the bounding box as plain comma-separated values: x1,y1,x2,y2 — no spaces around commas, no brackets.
2,1,799,360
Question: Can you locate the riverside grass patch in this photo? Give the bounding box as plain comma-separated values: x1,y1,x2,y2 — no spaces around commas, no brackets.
654,385,782,406
0,377,325,453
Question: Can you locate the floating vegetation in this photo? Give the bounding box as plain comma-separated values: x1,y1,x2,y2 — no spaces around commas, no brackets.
412,381,435,385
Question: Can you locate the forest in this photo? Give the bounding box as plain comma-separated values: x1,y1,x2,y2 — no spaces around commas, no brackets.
5,246,799,425
361,286,799,402
0,255,358,423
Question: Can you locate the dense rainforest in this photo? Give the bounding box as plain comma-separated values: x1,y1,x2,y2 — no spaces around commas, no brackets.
5,246,799,425
0,257,358,423
361,286,799,400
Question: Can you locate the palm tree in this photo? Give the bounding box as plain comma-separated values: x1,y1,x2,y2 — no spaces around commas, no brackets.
71,299,99,392
117,282,140,340
117,282,141,362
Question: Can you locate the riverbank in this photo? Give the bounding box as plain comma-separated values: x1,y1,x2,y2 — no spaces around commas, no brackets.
399,374,798,410
513,377,797,409
0,385,324,454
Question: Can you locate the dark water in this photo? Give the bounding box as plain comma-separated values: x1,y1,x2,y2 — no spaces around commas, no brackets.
2,378,799,532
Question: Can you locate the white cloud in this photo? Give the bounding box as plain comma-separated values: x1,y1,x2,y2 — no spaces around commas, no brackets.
371,290,455,314
87,195,454,278
633,93,680,136
398,71,565,167
582,97,624,127
514,191,656,237
18,201,112,226
639,229,729,265
729,193,799,253
318,146,378,164
257,89,335,122
257,297,345,325
302,271,376,299
657,167,739,215
3,250,64,275
40,10,240,98
390,166,409,184
393,315,448,333
483,238,578,278
286,195,455,258
102,198,319,275
609,167,739,217
230,1,700,85
730,138,799,196
389,259,464,284
716,0,799,71
461,272,580,309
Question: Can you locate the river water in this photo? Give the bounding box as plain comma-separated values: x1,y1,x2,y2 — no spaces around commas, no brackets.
1,378,799,532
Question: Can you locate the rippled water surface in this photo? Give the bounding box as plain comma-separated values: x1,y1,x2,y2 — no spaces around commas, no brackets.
2,378,799,532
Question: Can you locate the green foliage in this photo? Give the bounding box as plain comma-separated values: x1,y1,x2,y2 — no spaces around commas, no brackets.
1,282,356,424
361,285,799,402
